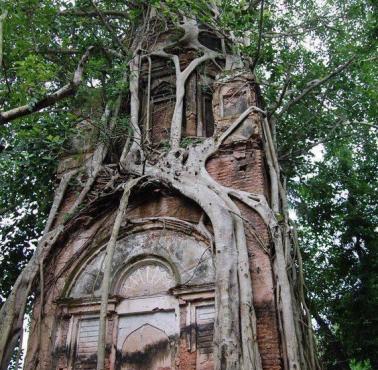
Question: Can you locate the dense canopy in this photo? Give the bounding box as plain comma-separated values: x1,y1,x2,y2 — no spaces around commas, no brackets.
0,1,377,369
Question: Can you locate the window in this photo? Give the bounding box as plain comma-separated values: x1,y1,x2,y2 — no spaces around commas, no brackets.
196,305,215,369
150,82,176,143
202,91,214,137
115,260,178,369
196,305,215,354
198,31,222,52
71,317,99,369
222,90,248,118
180,300,215,370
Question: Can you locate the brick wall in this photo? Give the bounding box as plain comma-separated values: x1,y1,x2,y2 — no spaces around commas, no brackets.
26,69,283,369
207,139,282,370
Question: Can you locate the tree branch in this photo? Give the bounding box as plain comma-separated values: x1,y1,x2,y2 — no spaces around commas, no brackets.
0,46,94,124
90,1,127,53
0,10,8,71
33,47,80,55
278,57,355,117
34,46,123,58
278,119,344,161
312,311,350,370
58,9,130,18
96,177,143,370
354,121,378,129
250,0,264,72
1,58,12,95
268,72,291,118
217,105,265,147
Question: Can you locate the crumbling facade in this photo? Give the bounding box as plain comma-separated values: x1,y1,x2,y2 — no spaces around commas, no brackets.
26,72,280,370
16,17,314,370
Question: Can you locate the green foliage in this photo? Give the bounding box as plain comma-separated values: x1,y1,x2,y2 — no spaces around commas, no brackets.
180,136,203,148
0,0,136,306
350,359,372,370
0,109,76,301
234,2,378,368
0,1,377,368
294,134,378,368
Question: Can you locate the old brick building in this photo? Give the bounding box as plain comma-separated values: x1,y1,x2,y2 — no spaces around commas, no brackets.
24,26,283,370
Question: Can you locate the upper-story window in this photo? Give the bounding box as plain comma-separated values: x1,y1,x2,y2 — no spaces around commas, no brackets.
222,89,248,118
200,88,215,137
141,56,217,145
182,71,215,140
198,31,223,52
150,81,176,143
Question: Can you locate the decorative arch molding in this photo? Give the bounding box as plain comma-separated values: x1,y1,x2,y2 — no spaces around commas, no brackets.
111,256,178,298
63,217,214,299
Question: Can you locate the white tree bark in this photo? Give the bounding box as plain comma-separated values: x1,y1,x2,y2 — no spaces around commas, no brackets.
96,177,142,370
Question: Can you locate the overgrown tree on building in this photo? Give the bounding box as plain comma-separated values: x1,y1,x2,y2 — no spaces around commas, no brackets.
0,1,376,369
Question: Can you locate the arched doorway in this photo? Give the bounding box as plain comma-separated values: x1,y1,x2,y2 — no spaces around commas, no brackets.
114,260,178,370
59,221,216,370
120,324,171,370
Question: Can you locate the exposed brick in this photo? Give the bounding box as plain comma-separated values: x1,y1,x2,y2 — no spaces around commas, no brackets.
26,64,283,370
206,142,267,196
206,128,282,369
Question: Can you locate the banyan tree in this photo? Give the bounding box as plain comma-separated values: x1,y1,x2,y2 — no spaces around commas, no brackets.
0,3,320,370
